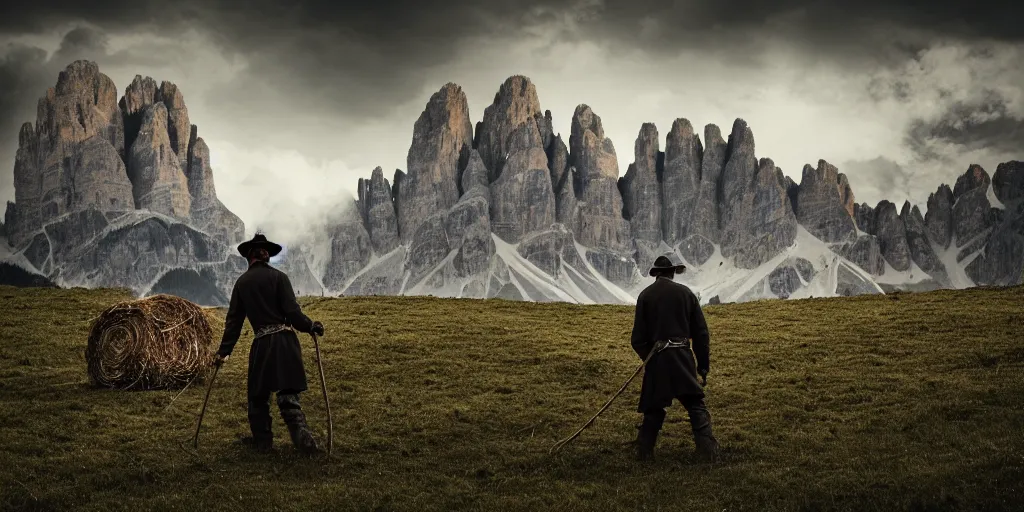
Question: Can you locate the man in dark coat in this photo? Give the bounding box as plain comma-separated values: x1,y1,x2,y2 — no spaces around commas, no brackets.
214,233,326,453
630,255,719,461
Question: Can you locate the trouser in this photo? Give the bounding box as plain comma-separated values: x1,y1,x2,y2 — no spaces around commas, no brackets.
247,389,317,451
638,396,718,456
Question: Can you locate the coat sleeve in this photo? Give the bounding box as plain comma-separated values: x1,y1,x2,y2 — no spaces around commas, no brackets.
690,293,710,373
279,272,315,333
217,284,245,357
630,297,650,360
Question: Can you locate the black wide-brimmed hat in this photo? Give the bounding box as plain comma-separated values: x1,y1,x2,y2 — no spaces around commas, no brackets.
649,255,686,276
237,233,282,258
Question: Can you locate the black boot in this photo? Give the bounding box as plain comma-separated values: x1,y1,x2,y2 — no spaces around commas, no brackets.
245,398,274,452
636,410,665,462
277,393,321,455
686,401,719,462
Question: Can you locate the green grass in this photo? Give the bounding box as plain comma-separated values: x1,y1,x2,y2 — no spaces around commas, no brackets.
1,285,1023,511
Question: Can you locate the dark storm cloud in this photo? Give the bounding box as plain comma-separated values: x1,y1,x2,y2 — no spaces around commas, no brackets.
0,27,122,188
0,26,127,129
588,0,1024,42
6,0,1023,42
3,1,1021,135
5,1,1022,111
906,93,1024,164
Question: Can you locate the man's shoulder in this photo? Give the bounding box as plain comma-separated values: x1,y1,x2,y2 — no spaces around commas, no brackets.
670,279,696,295
637,281,658,301
645,278,697,298
672,281,700,303
236,262,285,282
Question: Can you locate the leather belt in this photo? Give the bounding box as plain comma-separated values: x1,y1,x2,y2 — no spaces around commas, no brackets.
656,338,690,352
254,324,293,339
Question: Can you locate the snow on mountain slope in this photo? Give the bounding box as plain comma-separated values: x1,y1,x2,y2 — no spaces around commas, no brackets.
266,218,997,305
380,234,638,304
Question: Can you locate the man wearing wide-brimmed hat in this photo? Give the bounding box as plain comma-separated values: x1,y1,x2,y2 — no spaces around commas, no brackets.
630,255,719,462
214,233,326,454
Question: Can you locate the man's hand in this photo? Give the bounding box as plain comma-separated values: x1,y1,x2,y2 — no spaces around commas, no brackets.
698,368,708,387
312,321,325,337
213,354,229,367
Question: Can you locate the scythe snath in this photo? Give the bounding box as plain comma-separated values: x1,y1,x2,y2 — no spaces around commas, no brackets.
192,363,220,449
550,341,667,453
311,332,334,457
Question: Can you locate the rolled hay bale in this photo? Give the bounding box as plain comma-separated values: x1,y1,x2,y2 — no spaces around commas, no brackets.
86,294,215,390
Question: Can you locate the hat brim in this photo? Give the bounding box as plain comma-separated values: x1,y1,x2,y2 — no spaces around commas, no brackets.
648,264,685,276
237,240,282,258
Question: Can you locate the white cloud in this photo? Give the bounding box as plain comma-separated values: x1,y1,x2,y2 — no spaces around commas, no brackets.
207,139,362,244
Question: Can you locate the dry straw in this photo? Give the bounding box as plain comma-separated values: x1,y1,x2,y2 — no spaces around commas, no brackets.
86,294,215,390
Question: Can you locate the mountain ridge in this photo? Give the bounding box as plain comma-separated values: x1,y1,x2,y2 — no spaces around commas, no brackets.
2,61,1022,305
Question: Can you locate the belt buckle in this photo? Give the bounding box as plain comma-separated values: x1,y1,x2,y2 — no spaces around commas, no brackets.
256,324,289,339
659,339,688,351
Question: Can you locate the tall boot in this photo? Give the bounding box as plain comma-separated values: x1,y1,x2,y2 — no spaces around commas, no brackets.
685,400,719,462
246,397,274,452
636,409,666,461
277,392,321,454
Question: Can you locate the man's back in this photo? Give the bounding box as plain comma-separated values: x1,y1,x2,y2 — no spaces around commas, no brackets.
232,262,291,331
219,261,314,356
631,277,709,370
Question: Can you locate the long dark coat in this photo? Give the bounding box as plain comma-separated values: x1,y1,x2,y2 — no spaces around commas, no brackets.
216,261,316,400
630,276,711,412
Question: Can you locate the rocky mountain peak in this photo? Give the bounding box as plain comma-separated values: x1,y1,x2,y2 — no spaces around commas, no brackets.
120,75,159,115
620,122,662,249
127,102,192,219
925,184,954,248
567,104,629,252
901,201,947,281
634,123,660,178
683,123,724,246
6,60,126,247
357,166,400,255
398,82,473,242
993,161,1024,204
571,104,605,146
119,75,192,172
54,60,107,96
726,118,755,155
37,60,122,149
661,118,704,246
157,82,186,109
795,159,856,243
873,200,911,271
3,60,245,305
954,164,991,200
951,164,993,247
570,104,620,184
476,75,543,182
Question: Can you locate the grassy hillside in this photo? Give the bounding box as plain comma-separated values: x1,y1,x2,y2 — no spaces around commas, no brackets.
0,285,1022,511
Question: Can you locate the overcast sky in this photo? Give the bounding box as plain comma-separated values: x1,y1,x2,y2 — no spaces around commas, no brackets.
1,0,1022,238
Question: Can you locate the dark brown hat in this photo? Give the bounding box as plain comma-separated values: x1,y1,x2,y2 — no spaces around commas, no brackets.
649,255,686,276
237,232,282,258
